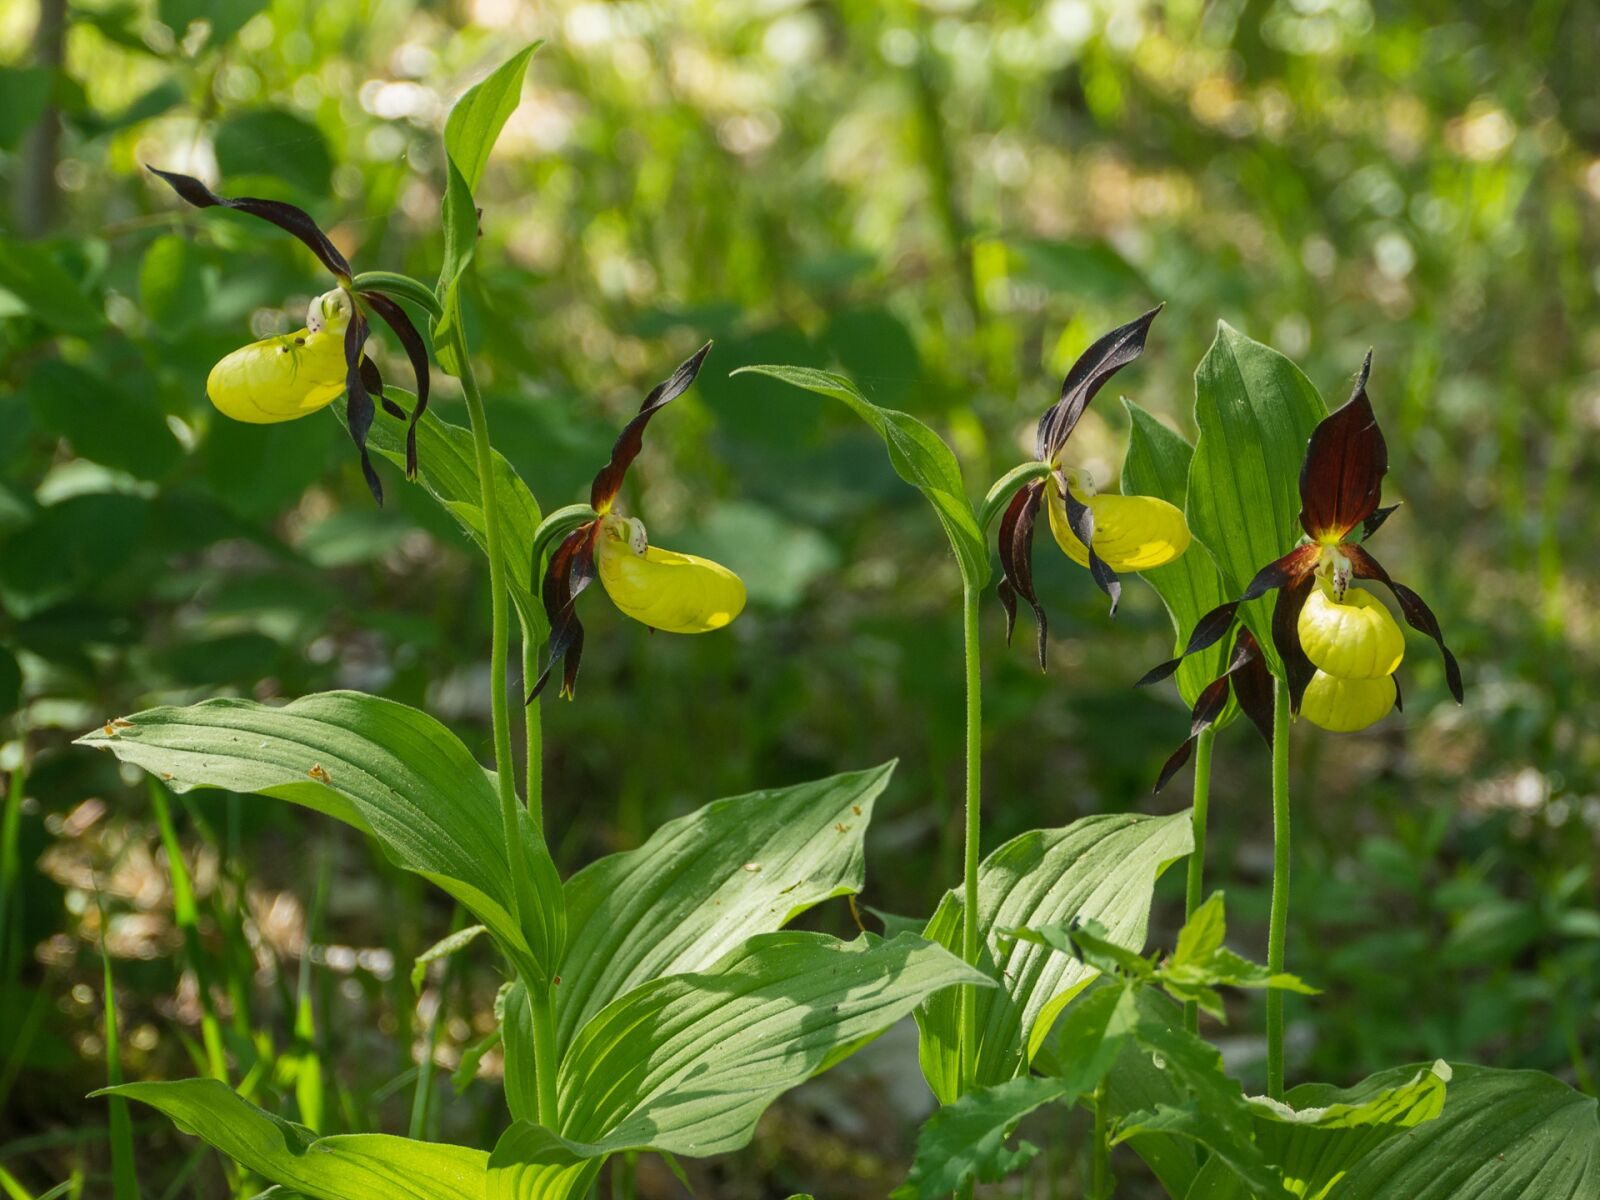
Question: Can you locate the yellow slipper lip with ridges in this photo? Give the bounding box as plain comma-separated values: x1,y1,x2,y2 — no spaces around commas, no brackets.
1297,583,1404,680
1300,670,1397,733
206,289,352,425
596,529,746,635
1046,479,1191,572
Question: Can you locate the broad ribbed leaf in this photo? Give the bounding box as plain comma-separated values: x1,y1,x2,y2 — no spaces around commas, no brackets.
346,393,546,639
734,365,988,590
915,811,1193,1103
75,692,563,982
444,43,541,193
102,1079,486,1199
1186,324,1325,674
1120,399,1230,709
556,764,892,1049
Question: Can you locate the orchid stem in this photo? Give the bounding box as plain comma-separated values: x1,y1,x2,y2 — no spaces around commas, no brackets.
1266,679,1292,1099
1090,1081,1112,1199
1182,726,1216,1035
959,582,983,1094
522,634,543,833
528,980,560,1126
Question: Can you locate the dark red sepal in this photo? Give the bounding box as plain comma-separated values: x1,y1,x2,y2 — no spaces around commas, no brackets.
1135,600,1241,688
1151,629,1268,793
1345,545,1463,703
1153,671,1232,794
361,291,430,479
1272,573,1318,712
1060,481,1121,616
147,165,352,280
1355,503,1400,544
1298,351,1388,541
1242,543,1322,601
1034,305,1162,464
344,314,382,505
590,342,712,513
996,480,1047,669
531,523,601,700
1229,628,1275,747
359,355,407,421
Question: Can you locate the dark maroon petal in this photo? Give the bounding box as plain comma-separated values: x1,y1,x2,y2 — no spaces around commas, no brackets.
147,165,352,279
1229,629,1275,747
344,314,381,505
1272,573,1317,712
362,291,430,479
1134,600,1241,688
1242,543,1322,601
1356,503,1400,544
1153,738,1196,796
1034,305,1162,463
997,481,1048,669
1298,351,1388,540
531,524,601,700
1346,545,1463,703
590,341,712,513
359,355,407,421
1152,670,1232,794
1061,482,1121,616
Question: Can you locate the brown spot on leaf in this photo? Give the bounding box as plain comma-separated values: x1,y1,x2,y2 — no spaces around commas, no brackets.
307,763,332,784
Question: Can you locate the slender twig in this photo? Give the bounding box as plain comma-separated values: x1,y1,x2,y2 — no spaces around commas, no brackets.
1266,680,1292,1099
1183,727,1216,1035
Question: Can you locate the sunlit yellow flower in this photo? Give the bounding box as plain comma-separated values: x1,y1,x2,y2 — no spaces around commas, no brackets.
1300,671,1398,733
533,343,746,699
1297,583,1404,680
994,306,1189,669
207,290,352,424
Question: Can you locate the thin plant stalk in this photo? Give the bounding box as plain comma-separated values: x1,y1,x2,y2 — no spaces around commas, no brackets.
1265,679,1292,1099
97,893,138,1200
1182,727,1217,1035
1090,1082,1111,1199
527,982,560,1126
411,908,467,1140
523,636,544,833
959,583,983,1093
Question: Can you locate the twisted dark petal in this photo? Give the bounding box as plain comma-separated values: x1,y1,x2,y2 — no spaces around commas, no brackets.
531,524,600,700
590,341,712,512
996,481,1047,667
1135,599,1242,688
1298,350,1388,540
362,291,429,478
359,355,407,421
344,314,382,505
1272,573,1318,712
1153,738,1196,796
1153,671,1233,794
1061,483,1120,616
1242,543,1322,601
1393,674,1404,713
1346,545,1464,703
1229,628,1275,747
146,165,352,279
1357,503,1401,543
1034,305,1162,463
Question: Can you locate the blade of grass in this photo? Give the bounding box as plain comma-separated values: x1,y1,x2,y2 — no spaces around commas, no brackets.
96,892,139,1200
409,907,467,1140
293,855,331,1133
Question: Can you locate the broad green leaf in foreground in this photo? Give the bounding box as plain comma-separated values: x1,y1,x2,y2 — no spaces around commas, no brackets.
556,763,893,1049
894,982,1139,1198
489,932,990,1198
345,393,547,639
1186,323,1326,673
1120,398,1230,707
75,692,563,982
101,1079,487,1200
916,810,1193,1103
735,364,989,590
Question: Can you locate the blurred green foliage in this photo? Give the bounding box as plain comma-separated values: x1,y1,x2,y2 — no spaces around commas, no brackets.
1,0,1596,1194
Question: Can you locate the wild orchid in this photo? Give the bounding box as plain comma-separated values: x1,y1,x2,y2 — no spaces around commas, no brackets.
148,166,431,503
993,306,1191,667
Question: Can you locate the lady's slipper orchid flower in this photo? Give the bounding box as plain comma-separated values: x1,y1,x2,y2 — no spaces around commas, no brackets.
995,306,1191,667
1140,352,1462,737
532,343,746,699
148,167,430,504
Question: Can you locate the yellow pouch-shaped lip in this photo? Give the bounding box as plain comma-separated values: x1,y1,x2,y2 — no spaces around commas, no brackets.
597,532,746,634
1300,670,1396,733
206,328,348,424
1298,584,1404,679
1046,478,1191,572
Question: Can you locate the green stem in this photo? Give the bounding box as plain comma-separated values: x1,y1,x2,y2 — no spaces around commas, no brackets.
522,634,544,834
1182,727,1216,1035
1266,679,1291,1099
978,461,1052,536
1091,1082,1111,1199
959,583,983,1094
528,982,560,1126
349,270,444,319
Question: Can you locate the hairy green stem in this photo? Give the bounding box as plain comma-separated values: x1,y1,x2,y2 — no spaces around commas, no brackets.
959,583,983,1093
528,983,560,1126
522,634,544,833
1182,727,1216,1035
1091,1082,1111,1198
1266,680,1292,1099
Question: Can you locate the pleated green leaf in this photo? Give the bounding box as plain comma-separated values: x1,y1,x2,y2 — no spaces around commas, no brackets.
735,364,989,590
915,811,1193,1103
75,691,563,982
1121,398,1231,709
1186,323,1326,673
100,1079,487,1200
555,763,892,1050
